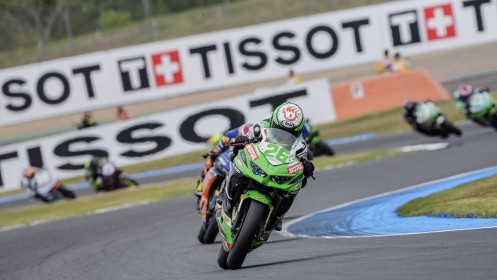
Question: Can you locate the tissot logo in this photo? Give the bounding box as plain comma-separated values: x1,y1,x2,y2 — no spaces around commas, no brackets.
151,51,183,87
389,10,421,46
118,57,150,92
424,4,456,41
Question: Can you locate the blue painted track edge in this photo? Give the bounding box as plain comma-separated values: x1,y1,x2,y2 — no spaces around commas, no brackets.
283,165,497,238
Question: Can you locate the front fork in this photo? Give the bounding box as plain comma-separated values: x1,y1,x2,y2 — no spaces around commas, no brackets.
217,190,273,251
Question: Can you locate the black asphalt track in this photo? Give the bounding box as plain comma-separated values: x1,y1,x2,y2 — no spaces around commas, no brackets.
1,122,497,279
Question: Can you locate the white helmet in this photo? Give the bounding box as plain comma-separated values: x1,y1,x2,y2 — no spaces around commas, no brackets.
270,102,305,137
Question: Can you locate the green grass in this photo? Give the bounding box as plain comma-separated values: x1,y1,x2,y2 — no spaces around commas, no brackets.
0,178,195,229
397,175,497,218
0,189,25,198
121,150,205,174
0,148,405,229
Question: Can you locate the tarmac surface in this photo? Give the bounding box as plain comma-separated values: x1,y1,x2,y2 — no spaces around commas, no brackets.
1,123,497,279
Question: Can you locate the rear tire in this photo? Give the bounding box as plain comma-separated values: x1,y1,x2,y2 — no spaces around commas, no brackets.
121,177,139,188
197,224,207,244
442,121,462,137
217,247,229,270
58,186,76,199
202,216,219,244
227,200,266,270
315,142,335,157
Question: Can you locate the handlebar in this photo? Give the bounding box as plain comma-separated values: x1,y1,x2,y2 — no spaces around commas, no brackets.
230,137,261,147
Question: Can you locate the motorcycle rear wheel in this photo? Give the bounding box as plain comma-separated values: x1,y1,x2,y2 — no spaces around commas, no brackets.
314,142,335,157
121,177,139,187
58,186,76,199
197,224,207,243
202,216,219,244
442,121,462,136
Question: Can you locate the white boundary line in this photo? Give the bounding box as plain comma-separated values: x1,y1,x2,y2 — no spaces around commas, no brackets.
280,165,497,239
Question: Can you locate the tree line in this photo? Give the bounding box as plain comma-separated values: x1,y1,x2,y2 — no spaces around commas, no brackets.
0,0,232,51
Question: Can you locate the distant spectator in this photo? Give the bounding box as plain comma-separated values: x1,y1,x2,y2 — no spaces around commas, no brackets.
116,105,132,121
375,49,392,73
287,69,302,85
391,52,409,73
77,112,97,129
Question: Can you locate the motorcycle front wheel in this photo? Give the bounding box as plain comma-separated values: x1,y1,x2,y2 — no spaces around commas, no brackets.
217,246,229,269
227,200,265,270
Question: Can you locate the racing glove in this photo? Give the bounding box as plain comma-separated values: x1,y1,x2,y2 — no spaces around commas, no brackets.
302,159,315,179
202,148,219,160
233,135,249,145
230,136,250,161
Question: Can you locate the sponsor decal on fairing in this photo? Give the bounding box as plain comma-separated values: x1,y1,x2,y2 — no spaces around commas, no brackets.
246,144,259,161
287,162,304,174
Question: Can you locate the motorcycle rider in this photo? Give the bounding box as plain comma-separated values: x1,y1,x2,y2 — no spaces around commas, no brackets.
403,101,446,137
219,102,315,231
20,167,58,202
196,124,253,210
453,84,491,126
84,157,123,191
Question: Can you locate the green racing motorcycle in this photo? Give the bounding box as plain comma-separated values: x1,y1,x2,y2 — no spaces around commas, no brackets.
304,121,334,158
465,91,497,129
414,102,461,137
216,128,312,270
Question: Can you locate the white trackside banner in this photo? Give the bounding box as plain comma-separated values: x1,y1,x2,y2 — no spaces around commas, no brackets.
0,0,496,127
0,79,334,191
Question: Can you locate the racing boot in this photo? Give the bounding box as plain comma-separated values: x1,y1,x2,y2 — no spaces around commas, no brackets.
194,178,203,198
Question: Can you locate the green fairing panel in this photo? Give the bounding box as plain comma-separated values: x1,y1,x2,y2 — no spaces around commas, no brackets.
468,93,496,119
415,103,441,126
233,145,304,191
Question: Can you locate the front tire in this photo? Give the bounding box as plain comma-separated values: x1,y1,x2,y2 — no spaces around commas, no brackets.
227,200,266,270
217,246,229,269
